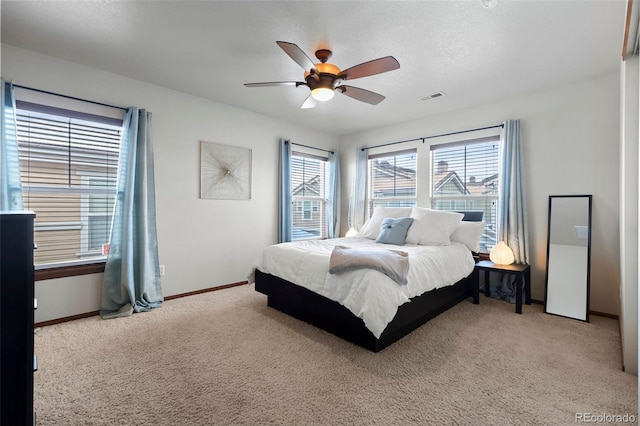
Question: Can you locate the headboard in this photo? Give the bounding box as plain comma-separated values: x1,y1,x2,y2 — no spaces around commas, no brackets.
458,211,484,222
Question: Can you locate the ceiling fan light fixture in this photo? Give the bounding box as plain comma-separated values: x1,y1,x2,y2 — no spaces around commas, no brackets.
245,41,400,108
311,87,335,102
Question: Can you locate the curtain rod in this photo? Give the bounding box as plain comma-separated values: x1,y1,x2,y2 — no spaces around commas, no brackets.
288,141,334,155
361,124,504,151
12,83,128,111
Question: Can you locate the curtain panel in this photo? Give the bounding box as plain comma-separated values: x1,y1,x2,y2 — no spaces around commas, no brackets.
327,151,341,238
498,119,529,264
348,146,368,231
278,139,292,243
0,79,24,211
100,107,163,319
490,119,530,303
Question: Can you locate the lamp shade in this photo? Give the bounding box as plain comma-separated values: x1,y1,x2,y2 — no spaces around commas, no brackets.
490,241,515,265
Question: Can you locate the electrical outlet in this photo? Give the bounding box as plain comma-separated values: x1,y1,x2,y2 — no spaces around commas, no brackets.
159,264,165,276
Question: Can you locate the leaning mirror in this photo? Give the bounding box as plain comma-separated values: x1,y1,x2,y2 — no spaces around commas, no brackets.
544,195,592,321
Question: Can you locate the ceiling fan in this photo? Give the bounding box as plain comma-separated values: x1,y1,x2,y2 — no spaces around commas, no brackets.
244,41,400,109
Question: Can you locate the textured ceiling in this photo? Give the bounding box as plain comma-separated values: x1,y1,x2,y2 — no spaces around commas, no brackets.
0,0,628,136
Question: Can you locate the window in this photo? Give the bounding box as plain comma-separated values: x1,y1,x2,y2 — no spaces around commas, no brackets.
367,149,417,215
16,102,122,268
430,137,500,251
290,152,328,240
81,174,116,257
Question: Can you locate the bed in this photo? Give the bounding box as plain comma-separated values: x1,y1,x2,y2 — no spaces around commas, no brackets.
251,207,485,352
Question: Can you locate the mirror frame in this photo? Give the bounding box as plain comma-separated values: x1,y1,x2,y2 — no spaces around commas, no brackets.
544,194,592,322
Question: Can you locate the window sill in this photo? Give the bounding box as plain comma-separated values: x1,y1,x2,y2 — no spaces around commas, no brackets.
35,262,105,281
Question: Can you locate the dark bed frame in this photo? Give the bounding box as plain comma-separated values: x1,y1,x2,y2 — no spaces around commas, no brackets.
254,212,482,352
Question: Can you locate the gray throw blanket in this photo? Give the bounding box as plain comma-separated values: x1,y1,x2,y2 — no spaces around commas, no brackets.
328,245,409,285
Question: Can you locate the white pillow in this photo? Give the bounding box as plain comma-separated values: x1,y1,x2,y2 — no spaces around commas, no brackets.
358,207,413,239
451,221,486,252
405,207,464,245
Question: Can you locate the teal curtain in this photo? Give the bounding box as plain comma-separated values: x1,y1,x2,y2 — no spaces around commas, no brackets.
327,151,341,238
498,120,529,263
278,139,292,243
0,79,24,211
100,107,162,319
348,147,367,230
490,119,529,302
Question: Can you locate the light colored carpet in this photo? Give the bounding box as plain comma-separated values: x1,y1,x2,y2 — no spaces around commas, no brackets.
34,284,636,425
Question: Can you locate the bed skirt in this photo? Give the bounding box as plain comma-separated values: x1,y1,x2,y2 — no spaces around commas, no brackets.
254,269,476,352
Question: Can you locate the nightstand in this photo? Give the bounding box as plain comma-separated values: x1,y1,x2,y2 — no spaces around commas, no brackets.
475,260,531,314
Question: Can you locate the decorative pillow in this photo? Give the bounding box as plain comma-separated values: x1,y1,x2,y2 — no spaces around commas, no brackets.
405,207,464,245
376,217,414,245
358,207,413,239
451,221,486,252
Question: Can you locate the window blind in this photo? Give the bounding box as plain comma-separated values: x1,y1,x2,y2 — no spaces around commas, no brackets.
290,151,328,240
16,103,123,267
430,137,500,251
367,149,417,215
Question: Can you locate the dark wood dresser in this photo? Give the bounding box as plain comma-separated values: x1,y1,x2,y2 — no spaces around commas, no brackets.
1,212,36,425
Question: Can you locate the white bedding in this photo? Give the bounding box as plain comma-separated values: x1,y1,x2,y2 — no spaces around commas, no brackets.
250,237,475,338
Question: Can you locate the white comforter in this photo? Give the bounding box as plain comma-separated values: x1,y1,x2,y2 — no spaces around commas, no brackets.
250,237,475,338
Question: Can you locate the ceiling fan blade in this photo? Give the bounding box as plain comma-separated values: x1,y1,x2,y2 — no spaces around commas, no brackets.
244,81,305,87
337,85,385,105
300,95,318,109
339,56,400,81
276,41,317,72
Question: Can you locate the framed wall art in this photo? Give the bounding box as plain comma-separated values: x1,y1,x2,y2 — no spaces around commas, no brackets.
200,141,252,200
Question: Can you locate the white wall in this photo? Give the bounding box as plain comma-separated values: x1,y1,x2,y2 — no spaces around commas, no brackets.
620,55,638,375
339,72,621,316
1,43,624,320
1,44,338,323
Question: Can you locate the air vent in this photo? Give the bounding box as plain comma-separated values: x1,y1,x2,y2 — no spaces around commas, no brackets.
419,92,446,101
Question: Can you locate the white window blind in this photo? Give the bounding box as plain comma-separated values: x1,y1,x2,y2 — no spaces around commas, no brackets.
291,151,328,240
430,137,500,251
367,149,417,215
16,101,123,267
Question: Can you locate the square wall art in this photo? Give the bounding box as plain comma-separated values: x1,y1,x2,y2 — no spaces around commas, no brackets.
200,141,252,200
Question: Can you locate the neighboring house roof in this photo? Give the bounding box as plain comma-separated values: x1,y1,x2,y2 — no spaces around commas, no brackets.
433,170,469,195
433,161,498,196
292,174,321,197
372,160,416,181
370,160,416,197
369,159,498,198
466,173,499,196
